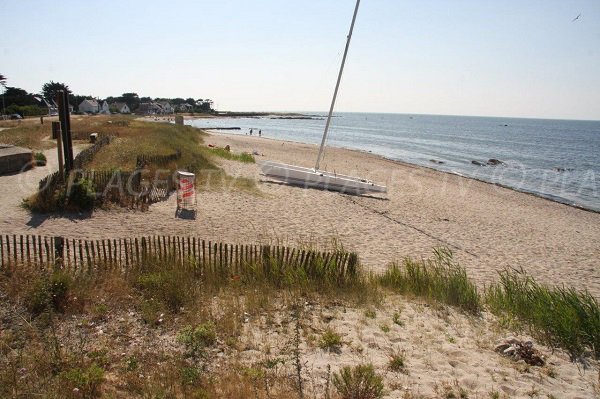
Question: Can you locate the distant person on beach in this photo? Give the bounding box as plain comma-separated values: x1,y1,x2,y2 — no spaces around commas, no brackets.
250,129,253,135
259,130,262,137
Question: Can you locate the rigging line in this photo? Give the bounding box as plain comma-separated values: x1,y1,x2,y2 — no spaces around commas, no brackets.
343,196,479,258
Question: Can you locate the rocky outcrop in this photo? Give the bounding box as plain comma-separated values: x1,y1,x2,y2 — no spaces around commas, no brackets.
487,159,505,166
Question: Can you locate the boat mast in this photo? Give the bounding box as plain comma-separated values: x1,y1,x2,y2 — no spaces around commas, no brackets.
315,0,361,171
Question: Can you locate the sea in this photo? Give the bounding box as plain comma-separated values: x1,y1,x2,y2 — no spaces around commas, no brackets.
187,113,600,212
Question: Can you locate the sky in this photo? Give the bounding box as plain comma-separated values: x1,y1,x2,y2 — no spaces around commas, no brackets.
2,0,600,120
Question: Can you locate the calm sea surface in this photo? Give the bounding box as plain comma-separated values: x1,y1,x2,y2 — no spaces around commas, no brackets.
188,113,600,212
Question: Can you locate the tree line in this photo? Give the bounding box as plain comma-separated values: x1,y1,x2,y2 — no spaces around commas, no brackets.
0,74,214,117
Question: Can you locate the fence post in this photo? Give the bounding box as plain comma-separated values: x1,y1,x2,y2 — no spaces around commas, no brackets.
262,245,271,276
54,236,64,269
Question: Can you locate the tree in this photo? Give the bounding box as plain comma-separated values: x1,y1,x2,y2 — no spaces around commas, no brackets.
120,92,140,110
0,73,6,89
3,86,37,106
185,98,195,106
41,81,71,102
140,96,152,103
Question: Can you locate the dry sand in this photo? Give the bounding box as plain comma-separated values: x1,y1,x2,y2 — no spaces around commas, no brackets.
1,129,599,296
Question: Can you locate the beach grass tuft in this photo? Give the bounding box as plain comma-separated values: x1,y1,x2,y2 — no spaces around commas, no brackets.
379,248,481,314
485,268,600,360
209,147,255,163
333,363,384,399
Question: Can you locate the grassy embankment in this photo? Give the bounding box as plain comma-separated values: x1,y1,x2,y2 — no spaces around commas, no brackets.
84,117,257,192
0,118,56,150
1,248,598,398
5,115,257,211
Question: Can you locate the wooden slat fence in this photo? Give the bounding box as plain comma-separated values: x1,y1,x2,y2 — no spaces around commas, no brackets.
72,135,113,169
0,234,359,278
38,135,115,194
38,144,178,209
136,150,181,168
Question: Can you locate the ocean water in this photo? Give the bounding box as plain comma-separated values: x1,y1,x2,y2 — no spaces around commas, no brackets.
188,113,600,212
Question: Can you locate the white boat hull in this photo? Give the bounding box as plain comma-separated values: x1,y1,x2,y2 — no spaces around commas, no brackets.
260,161,387,195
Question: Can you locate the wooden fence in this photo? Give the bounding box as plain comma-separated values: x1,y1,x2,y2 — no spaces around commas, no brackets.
0,234,359,278
136,150,181,168
38,140,180,210
38,136,114,192
72,135,113,170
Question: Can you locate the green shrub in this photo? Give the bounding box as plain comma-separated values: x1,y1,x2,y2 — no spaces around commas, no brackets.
379,248,481,314
137,270,189,313
333,364,384,399
26,271,73,315
34,152,47,164
388,351,406,373
319,327,343,353
181,366,201,385
178,322,217,359
61,363,105,397
486,269,600,359
67,177,96,211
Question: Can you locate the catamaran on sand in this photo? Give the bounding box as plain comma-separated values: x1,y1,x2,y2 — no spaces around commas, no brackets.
260,0,387,196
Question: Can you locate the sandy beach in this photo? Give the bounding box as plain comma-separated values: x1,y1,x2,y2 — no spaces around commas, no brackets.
2,128,599,296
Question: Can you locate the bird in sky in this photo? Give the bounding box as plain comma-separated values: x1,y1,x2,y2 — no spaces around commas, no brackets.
572,13,581,22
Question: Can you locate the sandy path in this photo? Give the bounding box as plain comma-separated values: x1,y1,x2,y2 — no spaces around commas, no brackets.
1,130,599,295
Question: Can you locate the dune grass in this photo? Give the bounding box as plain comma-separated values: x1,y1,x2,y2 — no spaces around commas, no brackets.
379,248,481,314
1,244,599,397
17,115,258,210
486,268,600,360
0,120,55,150
378,249,599,359
85,118,257,193
209,147,255,163
0,246,377,398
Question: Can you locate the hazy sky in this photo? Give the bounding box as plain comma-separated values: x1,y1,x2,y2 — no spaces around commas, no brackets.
2,0,599,120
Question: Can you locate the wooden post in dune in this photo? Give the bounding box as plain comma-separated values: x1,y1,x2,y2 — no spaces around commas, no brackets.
57,90,73,172
52,121,64,179
175,115,184,125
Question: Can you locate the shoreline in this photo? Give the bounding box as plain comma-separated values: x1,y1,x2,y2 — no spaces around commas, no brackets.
202,127,599,215
201,128,600,296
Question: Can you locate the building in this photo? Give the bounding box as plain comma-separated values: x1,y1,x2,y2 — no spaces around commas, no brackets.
99,101,110,114
78,99,99,113
136,102,163,115
159,102,174,114
178,103,194,112
110,102,131,114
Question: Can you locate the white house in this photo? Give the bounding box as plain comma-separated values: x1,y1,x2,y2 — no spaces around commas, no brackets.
159,102,174,114
79,99,99,113
111,102,130,114
99,101,110,114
